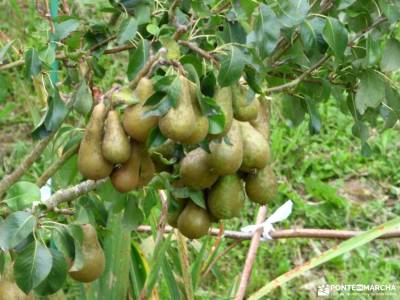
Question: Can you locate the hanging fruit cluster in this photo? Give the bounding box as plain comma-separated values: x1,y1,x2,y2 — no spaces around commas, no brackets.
77,75,277,240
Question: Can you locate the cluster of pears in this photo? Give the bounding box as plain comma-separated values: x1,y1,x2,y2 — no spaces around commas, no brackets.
77,75,277,239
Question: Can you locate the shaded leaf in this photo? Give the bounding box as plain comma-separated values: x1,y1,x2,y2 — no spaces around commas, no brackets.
117,17,138,45
5,181,40,211
123,195,144,230
0,211,37,250
14,241,52,294
355,70,385,114
322,17,348,59
218,46,245,87
380,38,400,72
128,39,150,80
277,0,309,28
55,19,80,40
25,48,42,78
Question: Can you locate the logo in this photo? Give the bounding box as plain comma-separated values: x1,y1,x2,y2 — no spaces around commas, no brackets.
317,285,330,297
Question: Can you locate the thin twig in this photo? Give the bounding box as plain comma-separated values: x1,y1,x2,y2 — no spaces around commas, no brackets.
61,0,70,15
178,40,220,67
235,206,267,300
136,225,400,240
36,143,79,187
0,133,55,199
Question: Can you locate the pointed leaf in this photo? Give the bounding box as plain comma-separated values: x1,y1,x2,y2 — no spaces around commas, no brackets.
322,17,348,59
218,46,245,87
55,19,80,40
117,18,138,45
0,211,37,250
127,39,150,80
14,241,52,294
355,70,385,114
380,38,400,72
25,48,42,78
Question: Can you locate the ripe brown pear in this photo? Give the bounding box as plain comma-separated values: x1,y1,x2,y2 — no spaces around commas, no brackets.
159,76,196,142
138,143,156,187
180,82,209,144
177,202,211,239
167,198,187,228
78,102,113,180
123,77,158,142
239,122,270,172
250,98,270,142
209,120,243,175
213,87,233,135
102,110,131,164
232,84,259,121
180,147,219,189
69,224,105,283
110,141,140,192
207,174,244,220
245,165,277,205
0,265,34,300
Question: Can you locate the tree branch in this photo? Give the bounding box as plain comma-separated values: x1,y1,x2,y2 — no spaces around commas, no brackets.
0,133,55,198
136,225,400,240
41,179,107,209
178,40,220,67
235,206,267,300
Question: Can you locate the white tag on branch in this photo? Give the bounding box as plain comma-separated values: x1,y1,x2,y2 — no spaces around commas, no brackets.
240,200,293,241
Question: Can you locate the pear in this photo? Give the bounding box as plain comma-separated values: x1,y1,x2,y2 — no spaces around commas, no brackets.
102,110,131,164
250,98,270,141
207,174,245,220
123,77,158,142
245,165,277,205
78,102,113,180
213,87,233,135
232,84,259,121
177,202,211,239
180,147,219,189
180,82,209,144
69,224,105,283
209,120,243,175
167,198,187,228
110,141,141,192
159,76,196,142
0,265,34,300
138,143,156,187
239,122,270,172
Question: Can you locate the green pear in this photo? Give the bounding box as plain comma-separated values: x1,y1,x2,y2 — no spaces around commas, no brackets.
180,147,219,189
69,224,105,283
159,75,196,142
250,97,270,141
239,122,270,172
102,110,131,164
232,84,259,121
245,165,277,205
207,174,245,220
167,198,187,228
209,120,243,175
0,265,34,300
110,141,141,192
78,102,113,180
177,202,211,239
180,81,209,144
213,87,233,135
123,77,158,142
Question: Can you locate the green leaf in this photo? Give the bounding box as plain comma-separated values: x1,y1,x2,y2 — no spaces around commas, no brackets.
14,241,52,294
39,45,56,66
0,211,37,250
34,248,68,296
207,112,225,135
130,241,149,299
72,80,93,116
218,46,245,87
123,195,144,230
322,17,348,59
25,48,42,78
147,126,167,150
300,18,326,53
188,189,206,209
282,95,306,126
305,98,321,134
337,0,357,10
0,40,14,63
378,0,400,22
55,19,80,40
143,188,159,217
277,0,309,28
168,75,182,108
380,38,400,72
161,259,181,300
355,70,385,114
248,4,281,59
248,215,400,299
146,23,159,35
52,226,75,259
32,88,69,139
117,18,138,45
160,35,181,60
127,39,150,80
5,181,40,211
